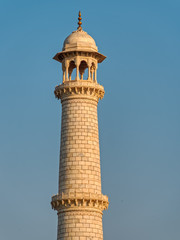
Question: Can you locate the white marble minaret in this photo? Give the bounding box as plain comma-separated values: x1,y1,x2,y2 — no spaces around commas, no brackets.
51,12,109,239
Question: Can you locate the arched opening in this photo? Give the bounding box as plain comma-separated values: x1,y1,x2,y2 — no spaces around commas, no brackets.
68,61,76,80
83,68,88,80
79,60,88,80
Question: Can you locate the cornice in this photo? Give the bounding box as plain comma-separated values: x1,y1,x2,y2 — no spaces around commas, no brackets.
51,192,109,212
53,50,106,63
54,81,105,102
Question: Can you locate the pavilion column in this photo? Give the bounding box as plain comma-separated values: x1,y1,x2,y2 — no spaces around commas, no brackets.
94,69,97,82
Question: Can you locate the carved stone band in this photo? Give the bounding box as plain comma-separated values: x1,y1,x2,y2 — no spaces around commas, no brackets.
51,192,109,212
54,81,105,102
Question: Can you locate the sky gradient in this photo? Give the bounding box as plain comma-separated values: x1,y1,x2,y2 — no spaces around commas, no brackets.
0,0,180,239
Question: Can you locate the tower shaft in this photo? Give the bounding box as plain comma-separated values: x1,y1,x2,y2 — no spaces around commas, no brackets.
59,99,101,195
58,98,103,239
52,82,108,239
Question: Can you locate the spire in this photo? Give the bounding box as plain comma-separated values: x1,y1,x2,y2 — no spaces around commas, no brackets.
77,11,82,30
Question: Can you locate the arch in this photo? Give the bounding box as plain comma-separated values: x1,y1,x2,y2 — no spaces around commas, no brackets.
68,60,76,80
79,60,88,80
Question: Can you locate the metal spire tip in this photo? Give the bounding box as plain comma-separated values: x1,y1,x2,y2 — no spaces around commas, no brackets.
77,11,82,30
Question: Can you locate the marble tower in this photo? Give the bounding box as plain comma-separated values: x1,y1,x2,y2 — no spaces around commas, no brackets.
51,12,109,239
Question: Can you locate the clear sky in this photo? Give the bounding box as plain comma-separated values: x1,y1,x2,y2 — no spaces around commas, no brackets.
0,0,180,239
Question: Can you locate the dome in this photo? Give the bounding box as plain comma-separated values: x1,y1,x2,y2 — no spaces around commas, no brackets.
53,12,106,64
62,29,98,52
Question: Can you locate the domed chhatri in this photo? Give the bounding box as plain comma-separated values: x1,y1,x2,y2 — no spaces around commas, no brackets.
53,12,106,85
53,11,106,100
53,11,106,68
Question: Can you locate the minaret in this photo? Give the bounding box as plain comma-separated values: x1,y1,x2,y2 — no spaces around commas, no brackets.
51,12,109,240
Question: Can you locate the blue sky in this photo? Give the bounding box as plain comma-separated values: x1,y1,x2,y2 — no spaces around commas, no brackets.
0,0,180,239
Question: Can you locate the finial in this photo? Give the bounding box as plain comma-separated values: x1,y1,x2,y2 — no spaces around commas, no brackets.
77,11,82,30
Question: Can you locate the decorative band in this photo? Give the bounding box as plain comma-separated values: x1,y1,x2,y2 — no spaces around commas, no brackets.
54,83,105,102
57,207,103,215
51,192,109,212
